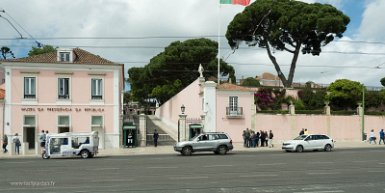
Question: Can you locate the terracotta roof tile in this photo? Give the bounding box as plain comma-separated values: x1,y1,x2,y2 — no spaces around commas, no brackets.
3,48,116,65
217,83,258,92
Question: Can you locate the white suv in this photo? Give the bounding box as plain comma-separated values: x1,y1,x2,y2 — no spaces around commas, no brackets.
173,132,233,156
282,134,334,152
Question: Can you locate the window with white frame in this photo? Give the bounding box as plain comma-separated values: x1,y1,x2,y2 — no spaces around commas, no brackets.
229,96,238,112
58,115,70,133
24,115,36,126
91,78,103,100
59,52,71,62
24,77,36,99
91,116,103,127
58,78,70,99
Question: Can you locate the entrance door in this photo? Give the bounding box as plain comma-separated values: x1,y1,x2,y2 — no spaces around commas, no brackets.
24,127,35,149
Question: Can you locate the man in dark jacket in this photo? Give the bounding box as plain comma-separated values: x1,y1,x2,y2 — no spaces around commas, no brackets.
153,129,159,147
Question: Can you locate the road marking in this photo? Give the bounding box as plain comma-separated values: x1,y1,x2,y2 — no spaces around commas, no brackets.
4,161,34,164
91,179,134,183
203,164,232,168
257,163,286,166
308,161,334,164
368,170,385,173
293,191,344,193
239,174,278,178
87,167,120,171
378,163,385,165
351,160,378,163
169,176,209,180
307,172,340,175
147,166,178,169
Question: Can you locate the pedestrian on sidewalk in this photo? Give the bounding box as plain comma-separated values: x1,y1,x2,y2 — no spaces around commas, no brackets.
127,132,133,147
13,133,21,155
153,129,159,147
268,130,274,148
304,128,309,135
379,129,385,145
299,128,305,136
369,129,377,144
39,130,46,151
2,134,8,153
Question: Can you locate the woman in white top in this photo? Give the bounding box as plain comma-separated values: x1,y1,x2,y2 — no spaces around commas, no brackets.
369,129,377,144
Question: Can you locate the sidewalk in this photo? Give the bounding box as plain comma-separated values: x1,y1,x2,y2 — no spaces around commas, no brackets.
1,141,384,159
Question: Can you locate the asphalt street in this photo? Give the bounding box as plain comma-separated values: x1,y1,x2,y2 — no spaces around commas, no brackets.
1,148,385,193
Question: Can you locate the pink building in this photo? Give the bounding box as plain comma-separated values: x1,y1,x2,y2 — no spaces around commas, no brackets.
0,48,124,151
155,73,385,144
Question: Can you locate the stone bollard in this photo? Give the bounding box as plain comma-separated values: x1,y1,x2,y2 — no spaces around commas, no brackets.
9,142,15,156
35,142,41,155
22,142,28,155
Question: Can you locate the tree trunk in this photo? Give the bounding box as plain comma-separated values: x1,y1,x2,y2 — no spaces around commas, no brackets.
265,41,290,87
287,41,302,87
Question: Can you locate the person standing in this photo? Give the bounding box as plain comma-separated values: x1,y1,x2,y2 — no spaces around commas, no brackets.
299,128,305,136
39,130,46,150
369,129,376,144
304,128,309,135
153,129,159,147
245,128,251,148
13,133,21,155
127,132,133,147
268,130,274,148
379,129,385,145
2,134,8,153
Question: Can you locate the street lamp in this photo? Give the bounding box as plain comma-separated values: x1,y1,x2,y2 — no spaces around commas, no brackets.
178,104,186,142
361,86,365,141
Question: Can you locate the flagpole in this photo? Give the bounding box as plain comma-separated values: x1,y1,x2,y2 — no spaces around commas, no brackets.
217,1,221,84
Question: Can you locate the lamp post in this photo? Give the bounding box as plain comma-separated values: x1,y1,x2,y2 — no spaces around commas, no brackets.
361,86,365,141
178,104,186,142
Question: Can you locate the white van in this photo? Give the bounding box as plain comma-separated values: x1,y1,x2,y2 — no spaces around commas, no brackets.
42,131,99,159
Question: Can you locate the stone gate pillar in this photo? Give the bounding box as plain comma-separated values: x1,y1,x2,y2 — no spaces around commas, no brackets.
179,114,187,142
139,113,146,146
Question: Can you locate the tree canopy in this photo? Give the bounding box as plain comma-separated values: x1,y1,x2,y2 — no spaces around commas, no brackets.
241,77,260,87
28,45,56,56
128,38,236,104
1,46,15,59
326,79,364,110
226,0,350,87
381,77,385,87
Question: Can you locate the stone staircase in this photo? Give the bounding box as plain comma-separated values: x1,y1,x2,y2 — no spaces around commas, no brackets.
145,115,176,146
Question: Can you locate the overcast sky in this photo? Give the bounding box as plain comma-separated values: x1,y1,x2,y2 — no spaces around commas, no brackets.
1,0,385,88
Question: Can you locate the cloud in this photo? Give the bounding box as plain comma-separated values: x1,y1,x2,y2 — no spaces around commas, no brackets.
0,0,384,88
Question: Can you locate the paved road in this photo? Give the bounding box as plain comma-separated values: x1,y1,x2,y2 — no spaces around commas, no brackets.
1,148,385,193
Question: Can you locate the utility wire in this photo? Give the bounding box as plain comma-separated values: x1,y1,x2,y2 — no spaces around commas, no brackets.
2,9,42,47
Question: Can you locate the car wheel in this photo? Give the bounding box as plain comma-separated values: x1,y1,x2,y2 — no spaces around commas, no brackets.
213,151,219,154
80,150,90,159
324,144,332,152
218,145,228,155
182,146,192,156
296,145,304,153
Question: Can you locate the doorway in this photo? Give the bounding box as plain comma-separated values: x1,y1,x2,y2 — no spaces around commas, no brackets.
23,127,35,149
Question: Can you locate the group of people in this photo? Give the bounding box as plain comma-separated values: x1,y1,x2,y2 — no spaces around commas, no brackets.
242,128,274,148
369,129,385,145
2,133,21,154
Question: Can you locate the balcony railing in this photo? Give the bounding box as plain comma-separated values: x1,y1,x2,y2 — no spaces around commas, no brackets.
226,107,243,118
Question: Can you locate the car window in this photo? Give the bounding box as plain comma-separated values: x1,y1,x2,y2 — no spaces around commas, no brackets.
319,135,329,140
294,135,307,140
306,135,313,140
199,134,209,141
217,134,228,139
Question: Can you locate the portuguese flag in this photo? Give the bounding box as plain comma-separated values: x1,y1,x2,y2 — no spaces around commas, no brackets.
220,0,250,6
